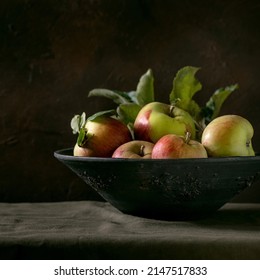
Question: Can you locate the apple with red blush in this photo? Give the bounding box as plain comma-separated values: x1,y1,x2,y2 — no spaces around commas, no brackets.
134,102,196,143
152,132,208,159
112,140,154,159
71,112,132,157
201,115,255,157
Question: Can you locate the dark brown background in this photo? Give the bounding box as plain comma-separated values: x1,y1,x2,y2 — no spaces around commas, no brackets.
1,0,259,202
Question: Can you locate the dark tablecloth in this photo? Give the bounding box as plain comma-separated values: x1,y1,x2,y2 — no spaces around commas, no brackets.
0,201,260,260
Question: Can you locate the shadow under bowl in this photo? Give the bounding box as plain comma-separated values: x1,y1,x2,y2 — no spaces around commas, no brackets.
54,148,260,220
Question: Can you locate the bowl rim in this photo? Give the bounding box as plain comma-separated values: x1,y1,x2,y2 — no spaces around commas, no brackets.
54,147,260,164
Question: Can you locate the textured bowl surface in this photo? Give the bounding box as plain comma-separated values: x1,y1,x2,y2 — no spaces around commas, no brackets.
54,148,260,220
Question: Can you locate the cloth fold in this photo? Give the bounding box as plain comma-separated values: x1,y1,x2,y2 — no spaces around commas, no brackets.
0,201,260,259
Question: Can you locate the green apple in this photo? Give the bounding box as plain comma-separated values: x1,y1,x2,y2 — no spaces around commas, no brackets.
152,132,208,159
201,115,255,157
134,101,196,143
112,140,154,159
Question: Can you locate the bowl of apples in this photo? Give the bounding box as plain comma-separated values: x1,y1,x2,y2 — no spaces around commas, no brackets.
54,66,260,220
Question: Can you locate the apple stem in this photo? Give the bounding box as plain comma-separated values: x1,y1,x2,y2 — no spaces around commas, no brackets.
169,105,175,117
184,131,191,144
140,145,145,156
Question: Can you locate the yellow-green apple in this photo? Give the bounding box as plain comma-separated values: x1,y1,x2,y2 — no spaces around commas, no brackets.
152,132,208,159
112,140,154,159
134,101,196,143
73,116,132,157
201,114,255,157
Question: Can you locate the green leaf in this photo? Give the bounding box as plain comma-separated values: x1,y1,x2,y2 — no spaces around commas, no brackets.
136,69,155,106
87,109,116,121
77,128,88,146
88,89,131,104
203,84,238,123
169,66,202,117
176,99,201,121
127,91,139,104
70,112,86,134
117,103,142,125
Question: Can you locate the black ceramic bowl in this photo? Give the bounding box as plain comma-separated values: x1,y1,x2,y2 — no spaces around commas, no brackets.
54,148,260,220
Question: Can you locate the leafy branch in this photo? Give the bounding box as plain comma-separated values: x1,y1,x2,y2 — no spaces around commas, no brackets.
72,66,238,140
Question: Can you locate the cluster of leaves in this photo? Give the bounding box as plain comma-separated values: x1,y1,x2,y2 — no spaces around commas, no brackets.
88,69,155,128
71,66,238,138
168,67,238,132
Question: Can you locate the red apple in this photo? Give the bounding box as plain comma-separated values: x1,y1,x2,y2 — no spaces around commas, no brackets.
134,101,196,143
73,116,132,157
112,140,154,159
152,132,208,159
